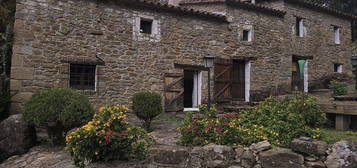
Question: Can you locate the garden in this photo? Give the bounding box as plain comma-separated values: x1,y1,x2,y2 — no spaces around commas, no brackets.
1,86,357,168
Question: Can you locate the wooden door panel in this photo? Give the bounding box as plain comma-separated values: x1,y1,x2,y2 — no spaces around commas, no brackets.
164,70,184,112
214,58,233,101
232,61,245,100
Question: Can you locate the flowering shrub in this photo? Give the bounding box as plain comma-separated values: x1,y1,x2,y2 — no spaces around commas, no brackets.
66,105,154,168
179,94,325,147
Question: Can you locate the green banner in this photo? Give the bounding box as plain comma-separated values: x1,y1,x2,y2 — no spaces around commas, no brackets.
298,60,305,76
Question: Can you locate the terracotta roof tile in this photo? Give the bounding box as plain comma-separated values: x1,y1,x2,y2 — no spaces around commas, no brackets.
179,0,357,20
119,0,228,22
227,0,287,16
179,0,286,16
285,0,357,20
179,0,226,5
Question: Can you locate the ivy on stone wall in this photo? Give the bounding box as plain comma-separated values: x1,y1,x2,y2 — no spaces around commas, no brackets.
0,0,16,120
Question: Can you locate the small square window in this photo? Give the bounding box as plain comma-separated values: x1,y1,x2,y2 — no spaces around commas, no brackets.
334,26,341,44
243,29,252,42
140,19,153,34
70,64,96,90
296,17,304,37
334,64,343,73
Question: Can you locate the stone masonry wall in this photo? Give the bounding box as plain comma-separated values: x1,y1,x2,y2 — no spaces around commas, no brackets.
10,0,235,113
227,6,289,99
284,3,353,89
10,0,354,113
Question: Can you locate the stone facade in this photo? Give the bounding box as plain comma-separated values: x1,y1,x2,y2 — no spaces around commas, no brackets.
10,0,354,113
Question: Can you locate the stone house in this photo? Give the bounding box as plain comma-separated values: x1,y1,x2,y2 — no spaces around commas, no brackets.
10,0,356,113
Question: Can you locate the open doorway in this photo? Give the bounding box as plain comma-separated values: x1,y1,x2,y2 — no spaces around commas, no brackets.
184,70,201,110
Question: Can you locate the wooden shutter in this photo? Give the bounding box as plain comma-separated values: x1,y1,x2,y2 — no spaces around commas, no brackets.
164,70,184,112
214,58,233,102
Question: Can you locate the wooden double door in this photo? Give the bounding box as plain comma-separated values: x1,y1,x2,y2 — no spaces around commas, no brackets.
214,58,246,102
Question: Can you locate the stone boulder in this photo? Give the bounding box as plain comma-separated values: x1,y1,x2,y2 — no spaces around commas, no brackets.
305,161,326,168
0,114,37,161
291,138,328,156
188,144,235,168
149,145,189,165
250,140,272,153
324,141,357,168
259,148,304,168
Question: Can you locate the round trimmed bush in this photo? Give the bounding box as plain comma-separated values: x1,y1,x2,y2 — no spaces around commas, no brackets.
24,88,94,145
132,91,162,131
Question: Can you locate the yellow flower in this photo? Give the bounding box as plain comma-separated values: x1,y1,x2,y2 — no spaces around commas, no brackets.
99,107,105,113
95,152,99,155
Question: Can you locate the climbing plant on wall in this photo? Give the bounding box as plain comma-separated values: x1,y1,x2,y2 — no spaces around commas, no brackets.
0,0,16,120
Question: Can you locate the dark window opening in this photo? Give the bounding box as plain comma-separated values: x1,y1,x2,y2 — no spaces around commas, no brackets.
140,19,153,34
70,64,96,90
243,30,250,41
296,17,302,37
334,64,342,73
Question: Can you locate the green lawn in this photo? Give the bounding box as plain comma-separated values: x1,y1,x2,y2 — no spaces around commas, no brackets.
320,128,357,143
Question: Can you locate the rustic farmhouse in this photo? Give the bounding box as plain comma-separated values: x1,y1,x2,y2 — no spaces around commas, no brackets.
10,0,355,113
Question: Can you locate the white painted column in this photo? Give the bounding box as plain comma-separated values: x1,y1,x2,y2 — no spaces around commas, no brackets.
245,61,251,102
304,61,308,93
197,71,202,106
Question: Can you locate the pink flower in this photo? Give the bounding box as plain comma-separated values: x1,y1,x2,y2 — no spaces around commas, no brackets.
215,127,222,132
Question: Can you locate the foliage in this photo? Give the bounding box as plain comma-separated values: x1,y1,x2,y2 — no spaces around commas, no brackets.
132,91,162,131
329,80,348,96
23,88,94,145
315,128,357,144
66,105,154,168
0,0,16,121
179,94,326,147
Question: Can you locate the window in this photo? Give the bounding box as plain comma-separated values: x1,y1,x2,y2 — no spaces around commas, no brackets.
140,19,153,34
334,64,343,73
296,17,304,37
70,64,96,90
334,26,341,44
243,29,252,42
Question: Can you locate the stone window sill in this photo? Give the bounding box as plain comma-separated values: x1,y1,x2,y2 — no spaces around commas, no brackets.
241,41,253,46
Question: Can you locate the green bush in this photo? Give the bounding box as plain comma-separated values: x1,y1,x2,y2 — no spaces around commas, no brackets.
66,105,154,168
329,80,348,96
132,91,162,131
178,93,326,147
23,88,94,145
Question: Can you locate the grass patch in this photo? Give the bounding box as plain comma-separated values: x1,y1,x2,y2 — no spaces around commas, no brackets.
320,128,357,143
